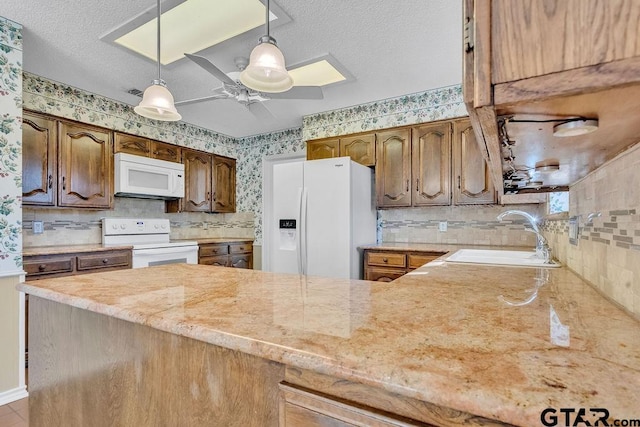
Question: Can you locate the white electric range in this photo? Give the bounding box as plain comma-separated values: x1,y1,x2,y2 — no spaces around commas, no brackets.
102,218,198,268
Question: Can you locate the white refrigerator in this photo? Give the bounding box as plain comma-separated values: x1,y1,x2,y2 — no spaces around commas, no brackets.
265,157,377,279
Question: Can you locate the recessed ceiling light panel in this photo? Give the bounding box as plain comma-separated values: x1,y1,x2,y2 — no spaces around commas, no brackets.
102,0,290,65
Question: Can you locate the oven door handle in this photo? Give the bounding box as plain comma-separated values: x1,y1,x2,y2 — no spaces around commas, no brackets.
133,246,198,256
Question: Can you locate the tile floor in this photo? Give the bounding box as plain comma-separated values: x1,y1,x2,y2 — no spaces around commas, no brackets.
0,398,27,427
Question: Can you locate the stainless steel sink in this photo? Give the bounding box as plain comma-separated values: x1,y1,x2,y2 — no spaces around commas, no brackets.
445,249,561,268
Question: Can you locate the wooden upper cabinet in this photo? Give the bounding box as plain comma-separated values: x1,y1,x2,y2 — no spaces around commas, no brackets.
212,156,236,213
411,122,451,206
22,112,57,206
115,132,181,163
183,149,212,212
307,134,376,166
307,138,339,161
453,119,495,205
491,0,640,85
151,141,181,163
114,133,150,157
340,134,376,167
58,122,112,209
376,129,411,208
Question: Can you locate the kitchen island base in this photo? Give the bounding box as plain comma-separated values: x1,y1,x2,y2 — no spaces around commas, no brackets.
28,296,509,426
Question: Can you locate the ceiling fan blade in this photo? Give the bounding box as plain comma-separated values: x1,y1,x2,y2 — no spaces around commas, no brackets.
184,53,236,86
267,86,324,100
246,102,275,121
174,94,229,106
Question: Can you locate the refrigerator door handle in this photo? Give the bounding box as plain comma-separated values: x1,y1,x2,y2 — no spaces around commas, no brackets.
300,187,309,275
296,187,304,275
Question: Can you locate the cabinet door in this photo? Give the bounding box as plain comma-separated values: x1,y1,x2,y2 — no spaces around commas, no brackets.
411,122,451,206
183,149,212,212
22,113,57,206
114,133,151,156
230,254,252,269
340,134,376,166
212,156,236,213
307,138,340,161
453,120,496,205
58,122,112,208
375,129,412,207
365,267,406,282
151,141,181,163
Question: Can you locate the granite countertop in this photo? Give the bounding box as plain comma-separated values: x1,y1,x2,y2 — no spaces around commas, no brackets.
23,244,133,257
17,260,640,425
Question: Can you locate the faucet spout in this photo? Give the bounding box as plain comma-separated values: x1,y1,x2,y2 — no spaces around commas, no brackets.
497,210,552,263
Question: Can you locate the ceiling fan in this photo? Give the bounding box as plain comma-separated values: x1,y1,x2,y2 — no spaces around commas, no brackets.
175,54,324,120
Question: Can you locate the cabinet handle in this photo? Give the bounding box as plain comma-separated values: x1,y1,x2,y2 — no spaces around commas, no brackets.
206,191,210,201
48,174,52,189
416,178,419,192
212,191,216,201
102,259,109,264
457,176,461,189
38,264,46,271
406,180,409,192
382,257,388,263
62,176,66,190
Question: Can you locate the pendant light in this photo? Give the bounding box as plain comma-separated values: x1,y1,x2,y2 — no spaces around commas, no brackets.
134,0,181,121
240,0,293,93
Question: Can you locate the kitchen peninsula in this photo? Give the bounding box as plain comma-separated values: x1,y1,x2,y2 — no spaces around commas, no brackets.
18,258,640,426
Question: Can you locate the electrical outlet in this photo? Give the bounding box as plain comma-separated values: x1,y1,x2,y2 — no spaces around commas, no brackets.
33,221,44,234
439,221,448,232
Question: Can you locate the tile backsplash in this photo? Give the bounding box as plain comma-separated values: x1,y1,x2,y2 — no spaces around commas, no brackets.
381,204,542,246
542,143,640,317
22,198,254,246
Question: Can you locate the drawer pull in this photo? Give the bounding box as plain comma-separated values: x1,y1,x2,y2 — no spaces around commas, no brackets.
382,257,388,263
38,264,46,271
102,258,109,264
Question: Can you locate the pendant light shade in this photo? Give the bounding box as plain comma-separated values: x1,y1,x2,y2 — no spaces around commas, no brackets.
240,0,293,93
135,79,181,121
135,0,181,121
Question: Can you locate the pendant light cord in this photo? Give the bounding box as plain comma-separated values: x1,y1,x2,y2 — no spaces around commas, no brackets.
265,0,270,38
156,0,161,81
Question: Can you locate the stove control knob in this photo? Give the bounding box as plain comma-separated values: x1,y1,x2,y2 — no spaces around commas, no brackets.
161,224,167,229
154,224,159,229
120,224,126,230
112,224,118,230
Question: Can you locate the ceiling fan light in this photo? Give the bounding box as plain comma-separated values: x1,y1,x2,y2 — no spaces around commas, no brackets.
240,39,293,93
134,80,182,121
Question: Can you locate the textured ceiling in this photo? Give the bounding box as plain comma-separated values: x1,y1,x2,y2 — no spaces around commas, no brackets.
2,0,462,138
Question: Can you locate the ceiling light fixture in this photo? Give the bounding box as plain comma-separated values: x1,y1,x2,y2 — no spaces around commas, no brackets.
134,0,181,121
552,119,599,137
240,0,293,93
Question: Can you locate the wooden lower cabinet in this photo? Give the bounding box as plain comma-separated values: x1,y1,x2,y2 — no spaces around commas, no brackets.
198,241,253,269
364,249,445,282
280,383,426,426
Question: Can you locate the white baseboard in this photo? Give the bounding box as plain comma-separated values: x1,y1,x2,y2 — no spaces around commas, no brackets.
0,386,28,406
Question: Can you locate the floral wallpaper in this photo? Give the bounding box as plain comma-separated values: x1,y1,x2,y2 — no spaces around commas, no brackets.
0,17,22,272
238,84,467,245
23,72,237,158
302,84,467,140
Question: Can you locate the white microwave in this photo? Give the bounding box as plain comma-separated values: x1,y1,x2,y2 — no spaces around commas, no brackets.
114,152,185,199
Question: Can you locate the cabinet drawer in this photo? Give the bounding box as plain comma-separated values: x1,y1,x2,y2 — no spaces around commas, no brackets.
199,244,229,257
366,252,406,268
229,242,252,254
365,267,406,282
199,255,229,266
407,252,445,270
229,254,252,269
76,251,131,271
24,257,74,277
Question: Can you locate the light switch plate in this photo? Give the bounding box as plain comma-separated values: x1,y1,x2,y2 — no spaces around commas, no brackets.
568,216,579,245
33,220,44,234
439,221,448,232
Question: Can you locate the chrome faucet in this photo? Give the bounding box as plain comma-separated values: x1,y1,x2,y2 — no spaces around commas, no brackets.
497,210,552,263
